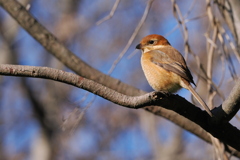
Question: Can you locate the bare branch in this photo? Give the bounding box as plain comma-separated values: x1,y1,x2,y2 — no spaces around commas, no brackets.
107,0,154,74
1,64,240,152
96,0,120,25
171,0,190,60
215,0,239,48
206,25,218,108
0,64,149,108
212,79,240,122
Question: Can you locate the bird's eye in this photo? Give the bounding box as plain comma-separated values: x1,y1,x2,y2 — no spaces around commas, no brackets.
148,40,155,44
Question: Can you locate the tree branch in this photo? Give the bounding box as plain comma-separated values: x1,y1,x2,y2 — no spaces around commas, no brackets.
212,79,240,122
1,64,240,153
96,0,120,25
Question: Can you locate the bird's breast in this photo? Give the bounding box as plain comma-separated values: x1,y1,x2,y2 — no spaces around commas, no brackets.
141,53,182,93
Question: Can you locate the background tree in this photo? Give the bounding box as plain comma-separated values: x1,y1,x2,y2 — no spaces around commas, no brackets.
0,0,240,160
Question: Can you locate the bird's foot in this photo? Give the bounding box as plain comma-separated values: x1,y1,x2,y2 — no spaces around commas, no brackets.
152,91,171,98
160,91,171,97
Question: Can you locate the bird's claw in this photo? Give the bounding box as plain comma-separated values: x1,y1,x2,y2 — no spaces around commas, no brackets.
153,91,171,97
161,91,171,97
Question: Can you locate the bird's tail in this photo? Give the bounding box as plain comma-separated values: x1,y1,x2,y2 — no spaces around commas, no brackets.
187,85,213,117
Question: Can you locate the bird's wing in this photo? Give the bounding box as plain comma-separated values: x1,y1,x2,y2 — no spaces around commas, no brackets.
149,49,195,85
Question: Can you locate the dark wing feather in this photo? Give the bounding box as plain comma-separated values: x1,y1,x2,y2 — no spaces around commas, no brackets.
149,49,195,85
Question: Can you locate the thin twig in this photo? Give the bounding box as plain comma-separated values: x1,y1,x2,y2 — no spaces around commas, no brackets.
96,0,120,25
206,24,218,108
205,0,229,158
184,0,197,18
218,27,238,81
171,0,190,60
107,0,154,74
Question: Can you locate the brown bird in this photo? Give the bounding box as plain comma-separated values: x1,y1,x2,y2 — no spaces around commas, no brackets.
136,34,212,117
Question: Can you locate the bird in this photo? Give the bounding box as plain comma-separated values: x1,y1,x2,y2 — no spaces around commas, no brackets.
136,34,213,117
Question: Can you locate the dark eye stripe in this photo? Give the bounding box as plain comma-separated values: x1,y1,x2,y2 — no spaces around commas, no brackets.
148,40,155,44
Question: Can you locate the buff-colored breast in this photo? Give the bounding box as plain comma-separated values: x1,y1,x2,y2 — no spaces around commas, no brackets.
141,53,182,93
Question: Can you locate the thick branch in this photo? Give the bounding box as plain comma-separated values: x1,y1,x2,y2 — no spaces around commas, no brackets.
1,64,240,152
212,80,240,122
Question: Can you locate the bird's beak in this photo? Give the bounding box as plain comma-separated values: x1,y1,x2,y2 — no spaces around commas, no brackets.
136,43,142,49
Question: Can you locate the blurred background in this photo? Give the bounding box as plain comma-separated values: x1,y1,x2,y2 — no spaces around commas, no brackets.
0,0,240,159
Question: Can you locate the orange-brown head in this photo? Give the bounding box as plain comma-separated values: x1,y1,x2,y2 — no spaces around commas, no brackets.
136,34,171,53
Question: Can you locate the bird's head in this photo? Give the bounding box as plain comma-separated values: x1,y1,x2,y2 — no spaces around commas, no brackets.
136,34,171,53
